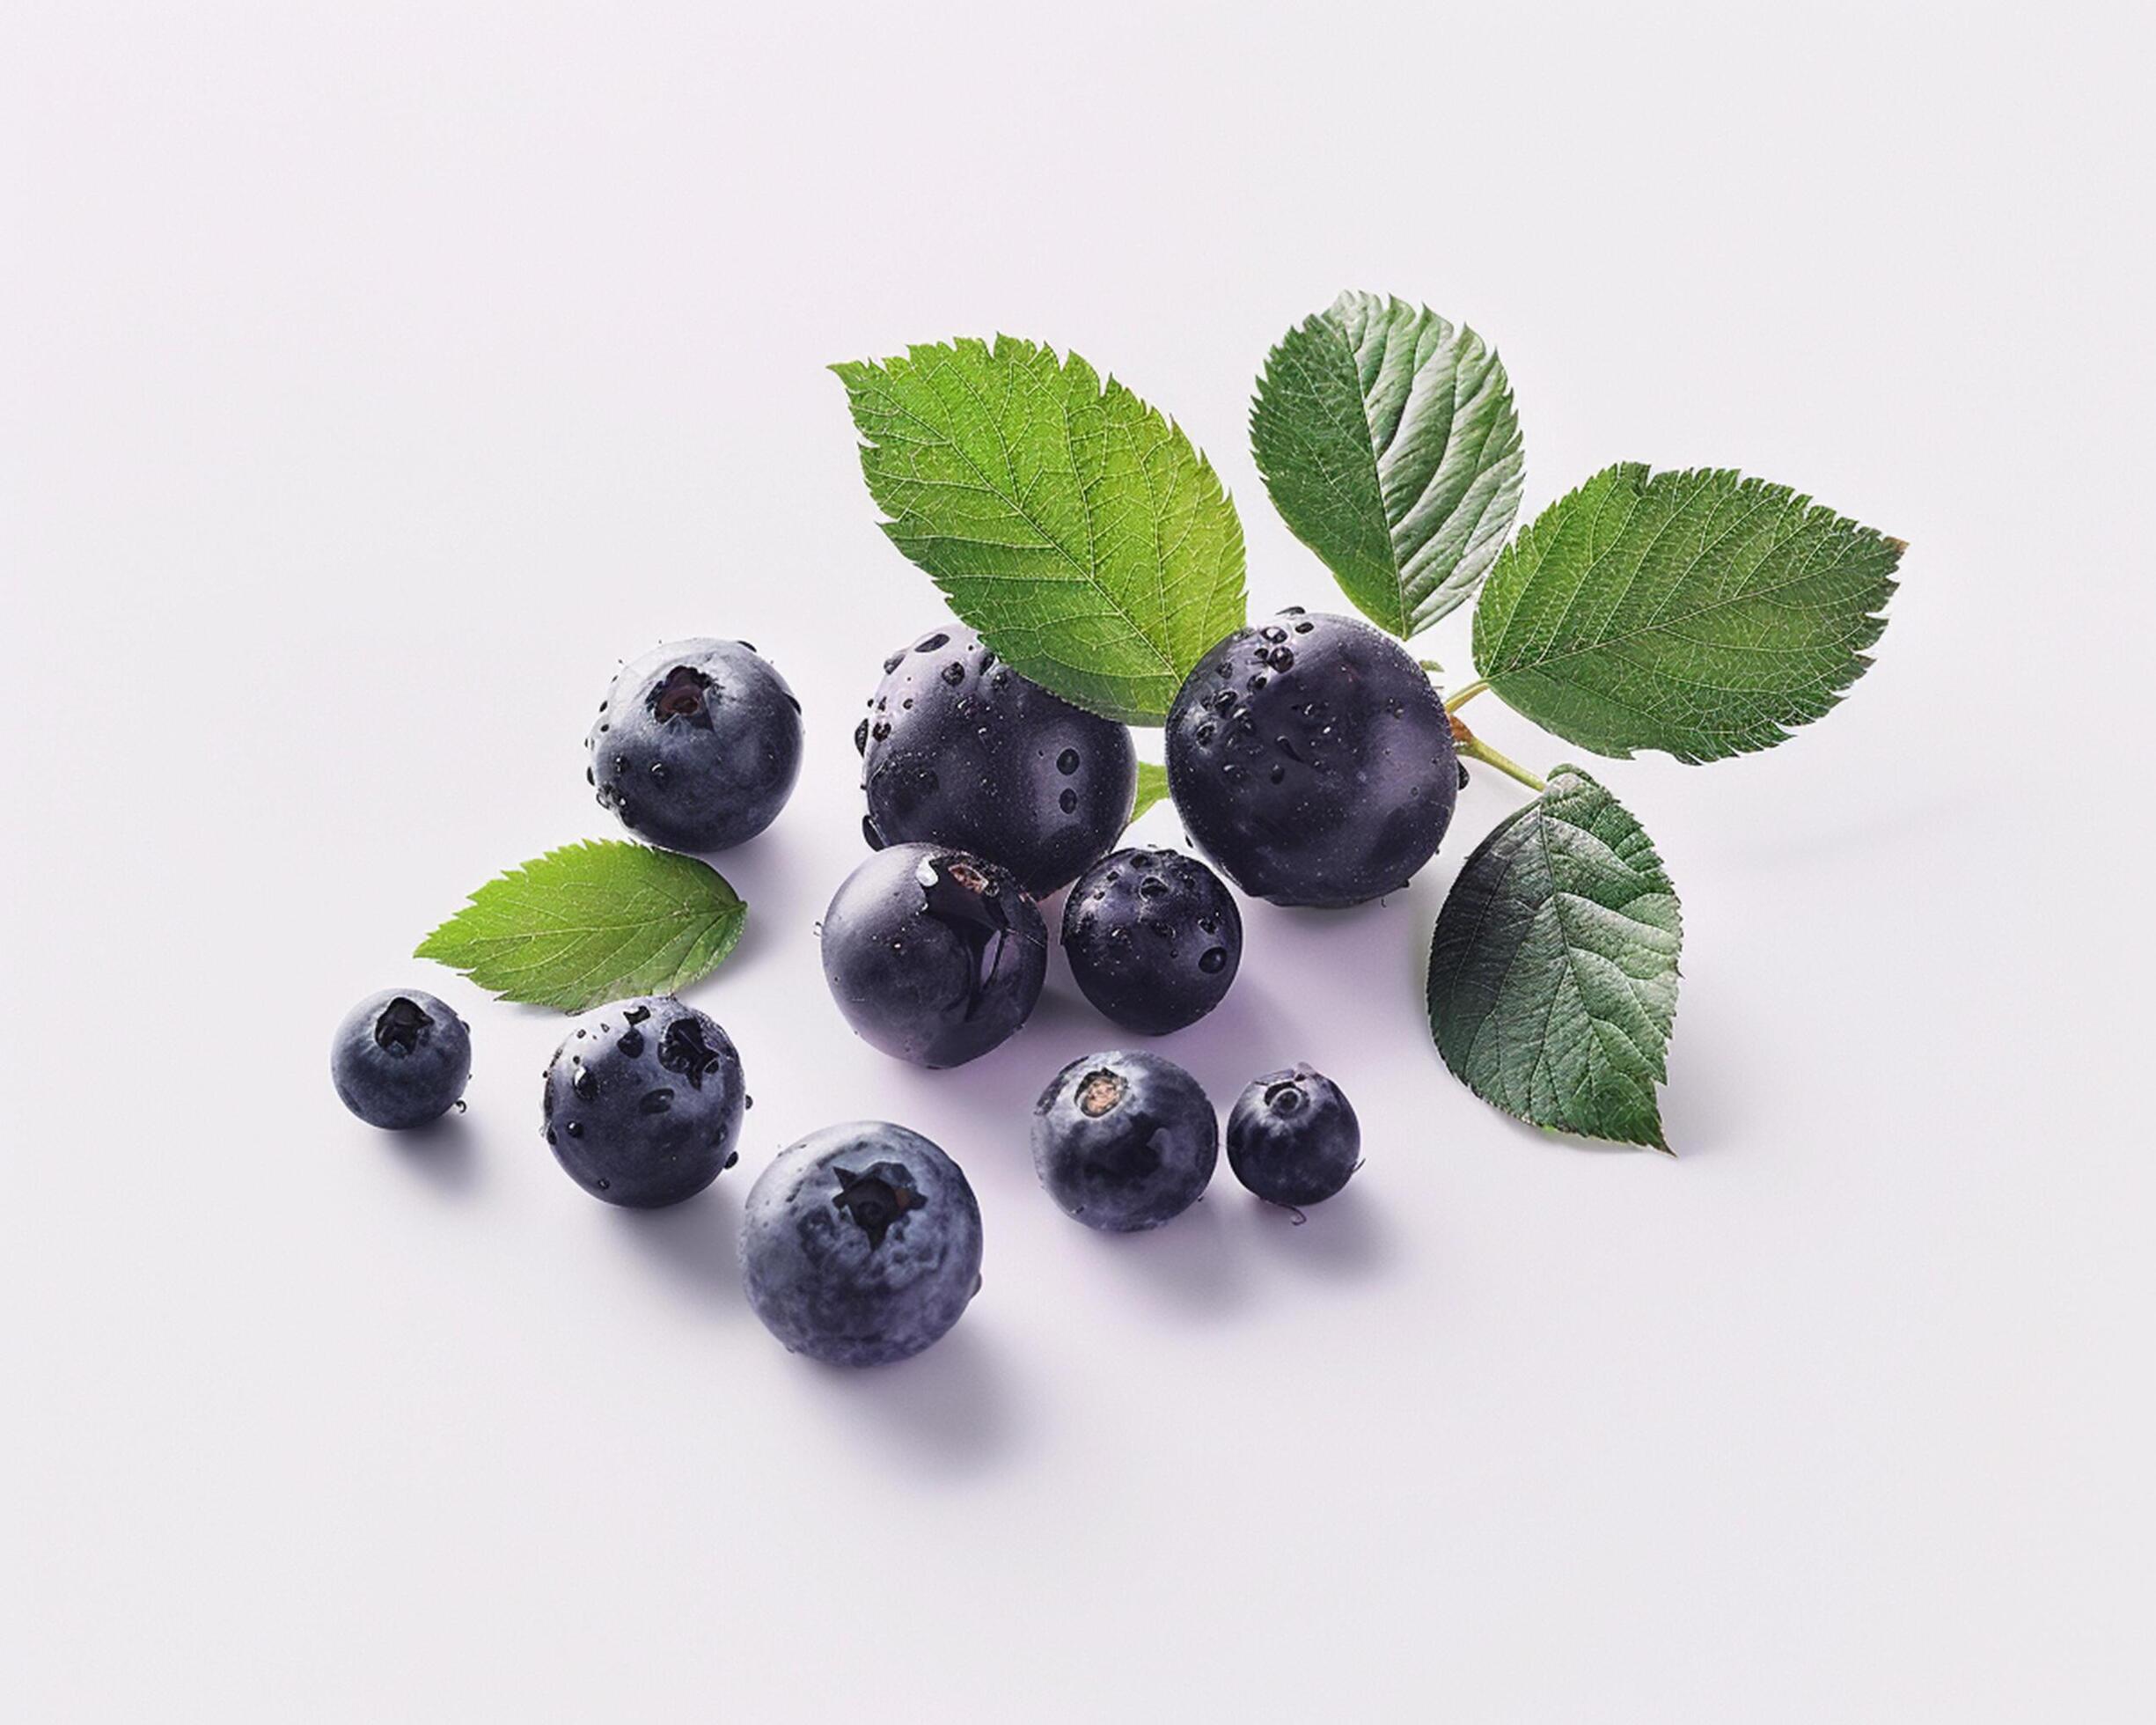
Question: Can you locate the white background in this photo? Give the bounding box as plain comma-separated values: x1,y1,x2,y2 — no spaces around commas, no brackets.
6,3,2151,1719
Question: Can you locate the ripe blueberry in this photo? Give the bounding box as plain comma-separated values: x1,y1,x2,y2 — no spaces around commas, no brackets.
1031,1051,1217,1231
740,1121,984,1368
821,842,1048,1068
1164,610,1457,907
331,988,472,1129
541,996,745,1207
1225,1065,1361,1208
859,628,1136,895
1060,847,1242,1035
589,638,803,853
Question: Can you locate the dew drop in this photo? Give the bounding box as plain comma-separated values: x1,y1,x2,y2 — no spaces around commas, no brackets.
940,661,965,686
1059,788,1078,814
854,719,869,753
1057,747,1081,774
1199,946,1228,973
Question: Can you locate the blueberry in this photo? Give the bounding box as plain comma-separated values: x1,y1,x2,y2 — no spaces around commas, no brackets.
589,638,803,853
821,842,1047,1068
1060,847,1242,1035
740,1121,984,1367
1225,1066,1360,1208
1164,611,1457,907
860,628,1136,895
330,988,471,1129
541,996,744,1207
1031,1051,1217,1231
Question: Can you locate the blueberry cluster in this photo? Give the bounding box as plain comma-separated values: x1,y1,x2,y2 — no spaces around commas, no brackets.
336,615,1422,1369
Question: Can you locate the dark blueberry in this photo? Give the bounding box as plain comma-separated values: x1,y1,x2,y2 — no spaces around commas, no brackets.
1060,847,1242,1035
1225,1066,1361,1208
330,988,471,1129
820,842,1047,1068
587,638,803,853
1031,1051,1217,1232
740,1121,984,1367
1164,612,1456,907
540,995,744,1207
859,628,1136,895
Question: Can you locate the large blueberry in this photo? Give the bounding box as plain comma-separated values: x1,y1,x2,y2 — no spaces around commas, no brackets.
1164,610,1457,907
821,842,1047,1068
1060,847,1242,1035
541,996,745,1207
1225,1065,1361,1208
858,628,1136,895
331,988,472,1129
1031,1051,1217,1232
589,638,803,853
740,1121,984,1368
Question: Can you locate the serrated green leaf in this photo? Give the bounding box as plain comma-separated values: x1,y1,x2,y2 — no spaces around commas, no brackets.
1427,767,1681,1149
1252,291,1522,638
1473,465,1902,762
416,840,746,1012
1126,760,1170,828
834,336,1247,724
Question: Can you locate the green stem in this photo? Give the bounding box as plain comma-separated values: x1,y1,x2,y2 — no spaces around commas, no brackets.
1444,678,1490,713
1454,729,1545,794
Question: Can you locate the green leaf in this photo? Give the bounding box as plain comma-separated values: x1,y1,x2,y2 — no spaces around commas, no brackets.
834,336,1247,724
1126,760,1170,827
1427,767,1681,1150
416,840,747,1012
1473,465,1903,762
1250,291,1522,638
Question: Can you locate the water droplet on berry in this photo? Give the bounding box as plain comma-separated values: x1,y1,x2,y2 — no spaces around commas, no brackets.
1199,946,1228,973
1059,788,1078,814
1057,748,1081,774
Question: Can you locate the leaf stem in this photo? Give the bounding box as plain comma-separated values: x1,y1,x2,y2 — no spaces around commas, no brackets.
1451,720,1546,794
1444,678,1490,713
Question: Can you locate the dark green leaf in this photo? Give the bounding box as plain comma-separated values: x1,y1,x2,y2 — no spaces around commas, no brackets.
1427,767,1681,1149
1252,291,1522,636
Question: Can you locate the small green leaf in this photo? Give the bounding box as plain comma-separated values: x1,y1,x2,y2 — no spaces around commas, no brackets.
1427,767,1681,1149
1473,465,1902,762
1127,760,1170,827
1251,291,1522,637
834,336,1247,724
417,840,746,1012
